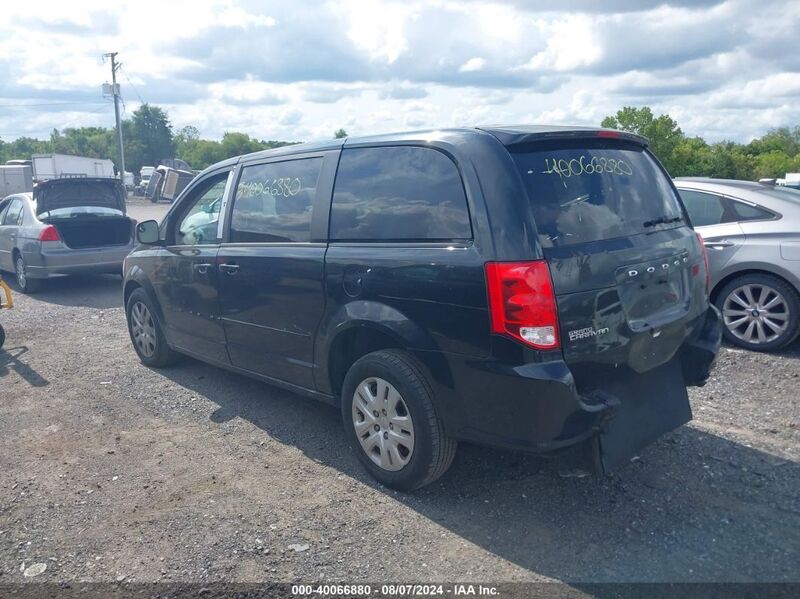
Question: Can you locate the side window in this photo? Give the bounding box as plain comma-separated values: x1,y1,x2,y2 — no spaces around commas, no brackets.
174,174,229,245
329,146,472,241
230,158,322,243
730,200,774,222
0,200,10,224
2,200,23,226
679,190,726,227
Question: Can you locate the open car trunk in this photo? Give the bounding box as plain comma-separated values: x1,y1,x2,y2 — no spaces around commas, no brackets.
50,216,133,249
34,177,133,248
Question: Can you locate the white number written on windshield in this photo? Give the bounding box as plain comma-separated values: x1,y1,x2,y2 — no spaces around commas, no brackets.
237,177,302,199
538,156,634,186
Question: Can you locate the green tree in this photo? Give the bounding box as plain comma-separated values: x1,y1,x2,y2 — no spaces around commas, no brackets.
754,150,795,179
669,137,712,177
334,128,348,139
747,126,800,157
601,106,684,173
124,104,175,173
219,132,265,158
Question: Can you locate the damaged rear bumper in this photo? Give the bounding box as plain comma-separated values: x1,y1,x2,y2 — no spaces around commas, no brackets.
588,305,722,472
679,305,722,387
446,306,722,473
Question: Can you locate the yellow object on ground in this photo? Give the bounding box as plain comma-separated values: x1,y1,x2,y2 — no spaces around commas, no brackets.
0,277,13,310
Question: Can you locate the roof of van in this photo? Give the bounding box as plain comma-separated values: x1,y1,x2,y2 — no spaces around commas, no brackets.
207,125,648,175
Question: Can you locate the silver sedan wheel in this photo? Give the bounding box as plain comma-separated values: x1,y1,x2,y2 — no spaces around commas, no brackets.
130,301,157,358
352,377,415,472
722,283,790,345
15,257,27,288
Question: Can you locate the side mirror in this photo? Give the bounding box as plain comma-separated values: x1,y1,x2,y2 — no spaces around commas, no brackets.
136,220,161,245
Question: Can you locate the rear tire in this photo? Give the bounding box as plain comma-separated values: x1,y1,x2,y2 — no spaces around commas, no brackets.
126,288,179,367
341,350,457,491
0,324,5,349
715,273,800,351
14,254,42,294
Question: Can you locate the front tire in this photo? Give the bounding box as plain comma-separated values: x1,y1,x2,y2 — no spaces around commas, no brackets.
126,288,179,367
341,350,457,491
715,273,800,351
14,254,42,294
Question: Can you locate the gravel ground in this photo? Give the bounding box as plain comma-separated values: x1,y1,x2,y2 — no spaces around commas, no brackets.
0,197,798,585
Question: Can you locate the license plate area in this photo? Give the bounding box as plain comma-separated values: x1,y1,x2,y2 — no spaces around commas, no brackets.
616,251,690,331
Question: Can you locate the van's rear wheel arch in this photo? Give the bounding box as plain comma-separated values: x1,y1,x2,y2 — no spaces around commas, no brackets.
327,325,454,404
328,326,402,398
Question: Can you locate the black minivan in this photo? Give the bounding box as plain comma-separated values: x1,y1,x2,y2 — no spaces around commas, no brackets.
124,125,722,490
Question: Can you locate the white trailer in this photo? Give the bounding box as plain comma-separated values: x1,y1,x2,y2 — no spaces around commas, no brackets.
31,154,115,181
0,165,33,196
783,173,800,189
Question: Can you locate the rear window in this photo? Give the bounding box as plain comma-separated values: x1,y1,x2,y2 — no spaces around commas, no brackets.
329,146,471,241
511,141,684,248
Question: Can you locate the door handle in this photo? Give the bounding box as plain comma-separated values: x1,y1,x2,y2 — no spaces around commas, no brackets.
704,240,734,249
219,263,240,275
193,262,213,274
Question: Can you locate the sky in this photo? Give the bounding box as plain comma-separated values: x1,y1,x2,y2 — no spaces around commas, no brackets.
0,0,798,144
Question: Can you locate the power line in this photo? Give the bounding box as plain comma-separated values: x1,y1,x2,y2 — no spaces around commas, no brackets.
0,101,108,108
120,65,146,105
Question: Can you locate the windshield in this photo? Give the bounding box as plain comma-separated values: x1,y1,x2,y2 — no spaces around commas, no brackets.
511,140,685,248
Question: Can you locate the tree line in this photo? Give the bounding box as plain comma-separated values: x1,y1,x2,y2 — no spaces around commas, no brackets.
0,104,300,175
601,106,800,180
1,102,798,180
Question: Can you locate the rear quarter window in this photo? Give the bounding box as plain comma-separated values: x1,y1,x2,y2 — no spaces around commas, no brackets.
329,146,471,241
511,140,685,248
731,200,775,221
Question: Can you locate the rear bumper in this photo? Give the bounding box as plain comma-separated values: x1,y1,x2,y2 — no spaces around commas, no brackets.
25,244,133,278
441,306,721,469
679,305,722,387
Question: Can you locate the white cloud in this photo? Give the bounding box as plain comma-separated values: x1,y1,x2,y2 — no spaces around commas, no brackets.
459,57,486,72
339,0,414,64
518,15,601,72
0,0,797,146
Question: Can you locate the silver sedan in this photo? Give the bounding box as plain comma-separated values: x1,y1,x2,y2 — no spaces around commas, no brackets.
0,178,136,293
675,178,800,351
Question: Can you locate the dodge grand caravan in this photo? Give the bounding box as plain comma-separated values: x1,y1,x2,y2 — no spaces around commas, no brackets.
123,126,722,490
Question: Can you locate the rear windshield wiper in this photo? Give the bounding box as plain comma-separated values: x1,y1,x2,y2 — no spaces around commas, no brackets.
643,215,683,228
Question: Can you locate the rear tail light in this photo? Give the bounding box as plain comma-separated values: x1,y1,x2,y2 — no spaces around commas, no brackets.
485,260,560,350
597,130,621,139
38,225,60,242
694,232,710,293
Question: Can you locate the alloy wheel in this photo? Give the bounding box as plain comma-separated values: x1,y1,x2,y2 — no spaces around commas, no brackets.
15,257,27,289
351,377,415,472
130,301,157,358
722,283,790,345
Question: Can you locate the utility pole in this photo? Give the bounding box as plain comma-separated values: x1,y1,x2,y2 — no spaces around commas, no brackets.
104,52,125,184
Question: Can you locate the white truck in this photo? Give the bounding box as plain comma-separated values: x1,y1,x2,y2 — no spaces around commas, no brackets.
31,154,115,182
782,173,800,189
0,164,33,196
137,166,155,194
